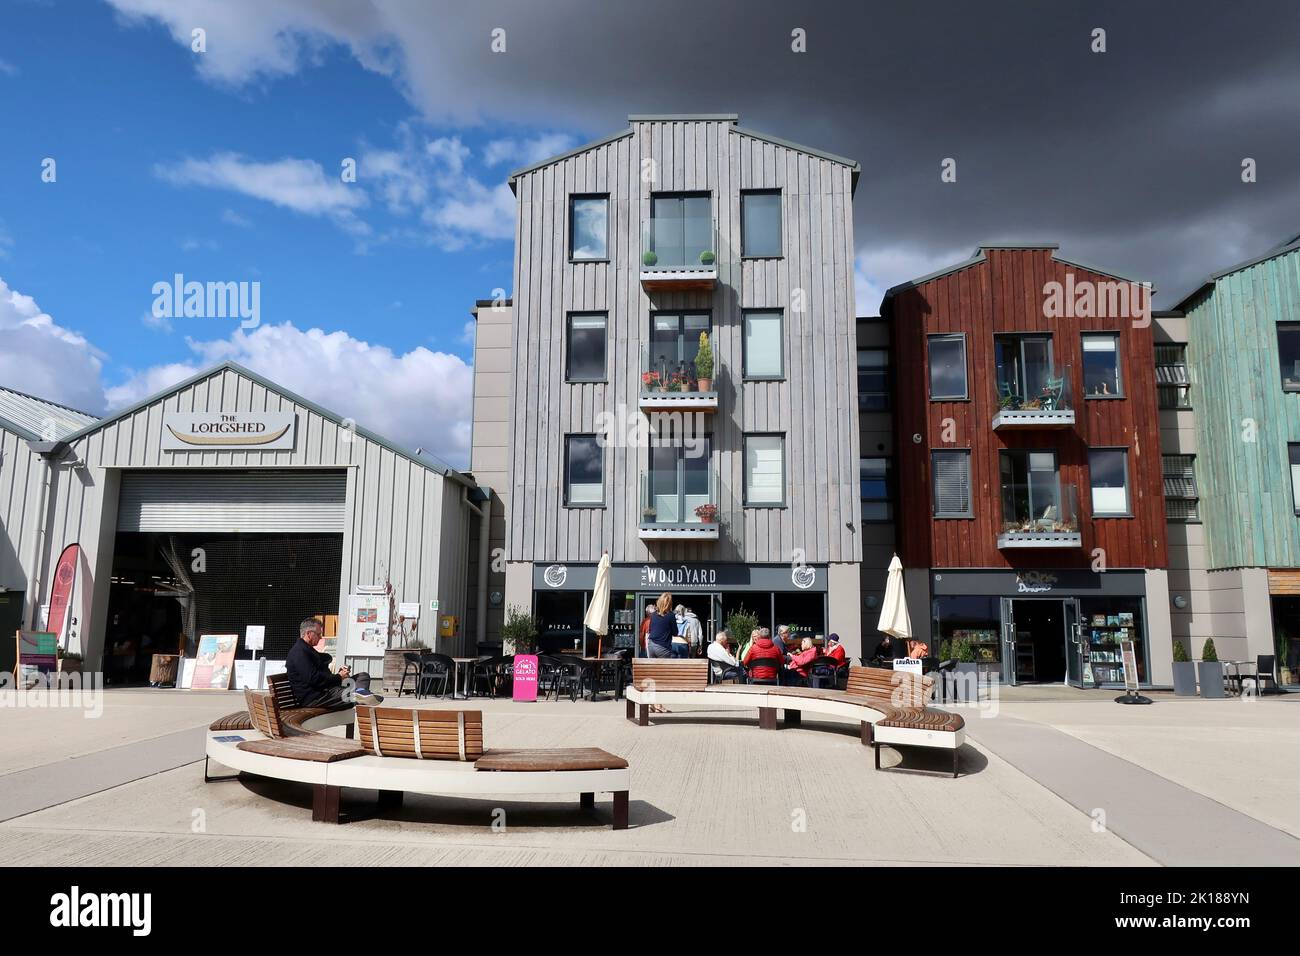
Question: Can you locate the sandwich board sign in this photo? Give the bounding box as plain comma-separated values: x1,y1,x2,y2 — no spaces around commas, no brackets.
512,654,539,702
17,630,58,683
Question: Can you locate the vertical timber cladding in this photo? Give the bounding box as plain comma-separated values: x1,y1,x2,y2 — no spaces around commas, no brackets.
890,247,1169,571
40,362,475,666
508,116,862,566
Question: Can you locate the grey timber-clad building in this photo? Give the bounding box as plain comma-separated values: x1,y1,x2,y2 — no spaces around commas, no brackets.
0,362,482,678
492,113,867,657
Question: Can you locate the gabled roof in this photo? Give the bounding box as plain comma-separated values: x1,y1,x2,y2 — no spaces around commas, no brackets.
0,385,98,442
882,244,1149,308
509,113,860,193
60,361,472,484
1171,234,1300,311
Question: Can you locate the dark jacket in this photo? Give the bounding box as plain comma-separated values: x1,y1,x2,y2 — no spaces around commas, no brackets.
647,611,677,649
743,637,783,681
286,638,341,705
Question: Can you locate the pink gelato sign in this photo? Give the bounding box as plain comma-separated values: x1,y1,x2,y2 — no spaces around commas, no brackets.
512,654,539,702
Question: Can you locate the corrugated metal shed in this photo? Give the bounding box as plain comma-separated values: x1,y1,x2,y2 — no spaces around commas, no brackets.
0,385,98,441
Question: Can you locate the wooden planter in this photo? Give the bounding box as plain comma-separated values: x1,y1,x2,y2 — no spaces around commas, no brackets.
382,646,427,695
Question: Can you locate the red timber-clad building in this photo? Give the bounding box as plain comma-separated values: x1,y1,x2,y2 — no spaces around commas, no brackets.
881,245,1171,689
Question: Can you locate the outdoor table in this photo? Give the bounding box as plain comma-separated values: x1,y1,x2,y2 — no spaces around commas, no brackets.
449,657,478,700
1224,660,1252,696
582,657,622,702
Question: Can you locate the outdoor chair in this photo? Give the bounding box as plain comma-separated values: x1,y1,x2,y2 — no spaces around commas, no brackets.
807,657,841,690
1042,375,1064,409
397,651,429,697
999,380,1021,408
554,656,589,701
536,655,565,700
1239,655,1278,696
416,653,455,699
468,656,502,698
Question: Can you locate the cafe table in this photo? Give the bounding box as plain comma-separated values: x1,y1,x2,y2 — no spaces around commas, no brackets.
581,657,623,702
449,657,479,700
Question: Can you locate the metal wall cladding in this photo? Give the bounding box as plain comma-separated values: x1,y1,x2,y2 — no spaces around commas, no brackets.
116,470,347,533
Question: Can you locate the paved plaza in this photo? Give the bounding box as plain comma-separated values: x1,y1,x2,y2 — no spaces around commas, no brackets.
1,687,1297,866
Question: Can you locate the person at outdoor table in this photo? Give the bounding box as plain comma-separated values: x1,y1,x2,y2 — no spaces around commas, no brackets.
743,627,782,683
785,636,818,685
772,624,790,655
824,632,848,667
873,633,899,663
707,628,745,682
736,628,756,662
287,617,382,707
638,603,654,658
646,592,676,659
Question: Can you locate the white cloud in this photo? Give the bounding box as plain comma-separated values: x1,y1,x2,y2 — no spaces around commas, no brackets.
460,320,476,346
854,245,970,316
155,153,369,234
141,310,173,334
482,133,574,168
0,277,107,415
221,208,252,228
107,322,474,467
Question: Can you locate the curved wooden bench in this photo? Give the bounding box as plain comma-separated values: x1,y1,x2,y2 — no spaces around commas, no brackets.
205,692,631,828
209,673,355,736
625,661,966,777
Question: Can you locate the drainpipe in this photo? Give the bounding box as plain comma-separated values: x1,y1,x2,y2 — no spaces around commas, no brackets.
461,485,492,651
24,440,70,629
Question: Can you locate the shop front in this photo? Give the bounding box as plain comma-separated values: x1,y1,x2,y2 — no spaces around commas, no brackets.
531,562,830,655
931,569,1151,688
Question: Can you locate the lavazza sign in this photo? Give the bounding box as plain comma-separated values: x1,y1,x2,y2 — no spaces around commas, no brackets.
162,411,297,451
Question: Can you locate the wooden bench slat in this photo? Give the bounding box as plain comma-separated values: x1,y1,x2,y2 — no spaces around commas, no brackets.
475,748,629,772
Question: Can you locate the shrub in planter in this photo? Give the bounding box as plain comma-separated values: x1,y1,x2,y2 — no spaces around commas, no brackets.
642,250,658,267
1171,639,1197,696
726,606,760,651
695,331,714,391
699,250,716,266
1198,637,1224,698
502,605,539,655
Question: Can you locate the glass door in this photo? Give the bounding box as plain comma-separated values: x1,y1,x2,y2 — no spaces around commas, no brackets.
1064,598,1084,686
1000,597,1018,686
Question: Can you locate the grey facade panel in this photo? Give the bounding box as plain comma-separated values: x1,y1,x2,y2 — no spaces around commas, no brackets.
506,119,862,568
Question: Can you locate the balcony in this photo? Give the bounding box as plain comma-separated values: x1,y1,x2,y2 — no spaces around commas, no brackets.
639,343,718,413
639,461,720,540
992,341,1074,430
997,479,1081,549
640,216,718,292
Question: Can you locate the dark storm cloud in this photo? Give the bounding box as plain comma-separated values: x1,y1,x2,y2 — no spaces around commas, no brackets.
117,0,1300,306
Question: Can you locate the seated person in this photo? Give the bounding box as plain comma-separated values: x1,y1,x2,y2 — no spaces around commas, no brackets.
871,634,899,665
785,637,818,685
707,628,745,682
286,617,383,707
742,628,783,683
824,632,848,667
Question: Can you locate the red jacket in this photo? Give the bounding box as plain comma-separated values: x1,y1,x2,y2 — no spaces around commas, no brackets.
788,646,819,677
825,642,847,667
743,638,783,680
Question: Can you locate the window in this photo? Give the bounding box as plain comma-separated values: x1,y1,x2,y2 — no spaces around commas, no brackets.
1290,445,1300,513
1163,454,1199,522
565,312,607,382
743,311,783,379
569,195,608,260
649,193,712,268
564,435,603,506
1089,448,1130,515
932,450,972,517
1279,325,1300,390
999,450,1070,533
741,190,781,257
744,435,785,506
647,433,713,523
858,348,890,410
928,334,967,400
1082,333,1123,397
994,334,1059,407
1155,344,1191,409
860,457,893,521
648,312,711,386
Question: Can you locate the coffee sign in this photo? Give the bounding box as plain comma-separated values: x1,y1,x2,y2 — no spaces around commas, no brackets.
163,411,296,450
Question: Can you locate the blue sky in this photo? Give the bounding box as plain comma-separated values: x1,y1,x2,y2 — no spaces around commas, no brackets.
0,0,583,464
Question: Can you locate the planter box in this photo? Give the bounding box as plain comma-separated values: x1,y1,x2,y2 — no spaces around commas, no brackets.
382,646,427,695
954,662,980,702
1171,661,1198,697
1197,661,1225,699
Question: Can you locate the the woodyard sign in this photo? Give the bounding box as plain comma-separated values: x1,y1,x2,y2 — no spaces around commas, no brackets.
162,411,297,450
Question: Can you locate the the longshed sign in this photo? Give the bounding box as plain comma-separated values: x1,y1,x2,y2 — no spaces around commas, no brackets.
162,411,296,450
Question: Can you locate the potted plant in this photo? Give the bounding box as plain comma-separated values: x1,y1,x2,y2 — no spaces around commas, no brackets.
667,373,687,392
1171,638,1197,696
641,505,657,523
641,370,662,392
1198,638,1224,699
694,502,719,524
642,250,658,267
726,606,760,653
699,249,716,266
953,637,980,701
502,605,539,656
695,331,714,391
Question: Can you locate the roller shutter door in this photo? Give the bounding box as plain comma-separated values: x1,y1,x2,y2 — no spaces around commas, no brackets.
117,470,347,533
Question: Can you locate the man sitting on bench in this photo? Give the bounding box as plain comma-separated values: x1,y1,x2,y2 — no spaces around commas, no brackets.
287,617,383,707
